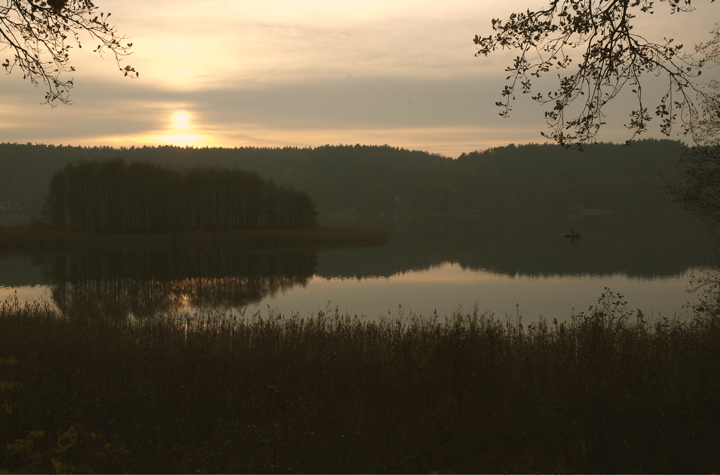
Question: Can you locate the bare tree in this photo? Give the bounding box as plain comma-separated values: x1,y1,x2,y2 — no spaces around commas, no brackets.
0,0,136,104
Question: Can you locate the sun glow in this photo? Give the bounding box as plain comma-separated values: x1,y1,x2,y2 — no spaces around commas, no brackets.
171,111,191,130
156,133,204,145
143,110,219,147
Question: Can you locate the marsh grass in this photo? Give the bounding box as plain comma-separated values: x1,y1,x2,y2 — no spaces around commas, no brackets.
0,290,719,473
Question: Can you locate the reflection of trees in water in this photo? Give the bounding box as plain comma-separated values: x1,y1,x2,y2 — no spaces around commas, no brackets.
318,213,713,279
44,249,317,319
170,275,307,310
51,278,184,320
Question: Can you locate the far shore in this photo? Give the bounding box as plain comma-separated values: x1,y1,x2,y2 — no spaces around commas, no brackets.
0,225,390,251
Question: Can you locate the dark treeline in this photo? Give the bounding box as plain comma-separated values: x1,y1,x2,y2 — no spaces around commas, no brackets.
41,159,317,232
0,140,688,220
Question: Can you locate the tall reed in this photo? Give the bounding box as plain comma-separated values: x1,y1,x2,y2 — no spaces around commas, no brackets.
0,290,718,473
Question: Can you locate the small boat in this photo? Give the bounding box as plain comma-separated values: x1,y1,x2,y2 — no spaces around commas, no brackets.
563,229,581,239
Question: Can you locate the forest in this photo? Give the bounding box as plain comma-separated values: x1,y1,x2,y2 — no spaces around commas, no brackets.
41,159,317,232
0,139,689,223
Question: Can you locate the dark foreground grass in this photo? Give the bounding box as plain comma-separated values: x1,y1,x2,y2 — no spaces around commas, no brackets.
1,291,719,473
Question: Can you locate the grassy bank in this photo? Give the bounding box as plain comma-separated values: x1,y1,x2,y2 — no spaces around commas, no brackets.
1,291,719,473
0,225,389,250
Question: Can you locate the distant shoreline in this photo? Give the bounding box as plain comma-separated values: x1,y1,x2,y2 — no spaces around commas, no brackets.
0,225,390,250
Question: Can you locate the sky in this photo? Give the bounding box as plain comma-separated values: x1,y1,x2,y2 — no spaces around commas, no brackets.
1,0,718,158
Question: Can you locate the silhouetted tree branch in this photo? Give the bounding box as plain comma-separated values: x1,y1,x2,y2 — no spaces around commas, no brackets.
475,0,716,148
0,0,136,104
666,25,720,222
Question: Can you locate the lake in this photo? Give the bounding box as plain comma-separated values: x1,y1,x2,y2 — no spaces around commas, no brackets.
0,213,714,321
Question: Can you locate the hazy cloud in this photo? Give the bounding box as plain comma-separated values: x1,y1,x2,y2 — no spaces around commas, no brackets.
1,0,718,156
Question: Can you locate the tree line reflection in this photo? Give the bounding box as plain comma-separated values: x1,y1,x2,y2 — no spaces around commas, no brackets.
40,249,317,319
1,212,713,319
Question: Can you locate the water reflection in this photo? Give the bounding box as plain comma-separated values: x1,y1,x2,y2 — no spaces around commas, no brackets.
318,212,713,279
40,249,316,319
0,213,714,320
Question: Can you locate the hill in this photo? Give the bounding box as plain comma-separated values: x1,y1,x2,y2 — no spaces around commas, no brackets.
0,140,688,223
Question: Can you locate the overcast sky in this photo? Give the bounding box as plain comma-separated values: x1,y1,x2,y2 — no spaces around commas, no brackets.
1,0,717,157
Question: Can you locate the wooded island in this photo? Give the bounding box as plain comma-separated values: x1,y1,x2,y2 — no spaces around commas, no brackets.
0,158,388,246
43,159,317,232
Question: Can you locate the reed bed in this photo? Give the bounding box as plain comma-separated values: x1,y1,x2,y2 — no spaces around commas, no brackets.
0,290,719,473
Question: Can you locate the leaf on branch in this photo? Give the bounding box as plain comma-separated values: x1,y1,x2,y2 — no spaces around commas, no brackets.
474,0,711,147
0,1,137,104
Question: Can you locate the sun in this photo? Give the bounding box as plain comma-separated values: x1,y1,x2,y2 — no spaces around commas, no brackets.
171,111,191,130
142,109,218,147
160,110,200,145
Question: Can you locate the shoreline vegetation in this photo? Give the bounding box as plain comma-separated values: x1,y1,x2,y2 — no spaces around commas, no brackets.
0,225,390,250
0,290,718,473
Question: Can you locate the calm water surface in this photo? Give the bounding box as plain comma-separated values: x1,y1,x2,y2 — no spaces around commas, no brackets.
246,261,702,320
0,214,714,321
